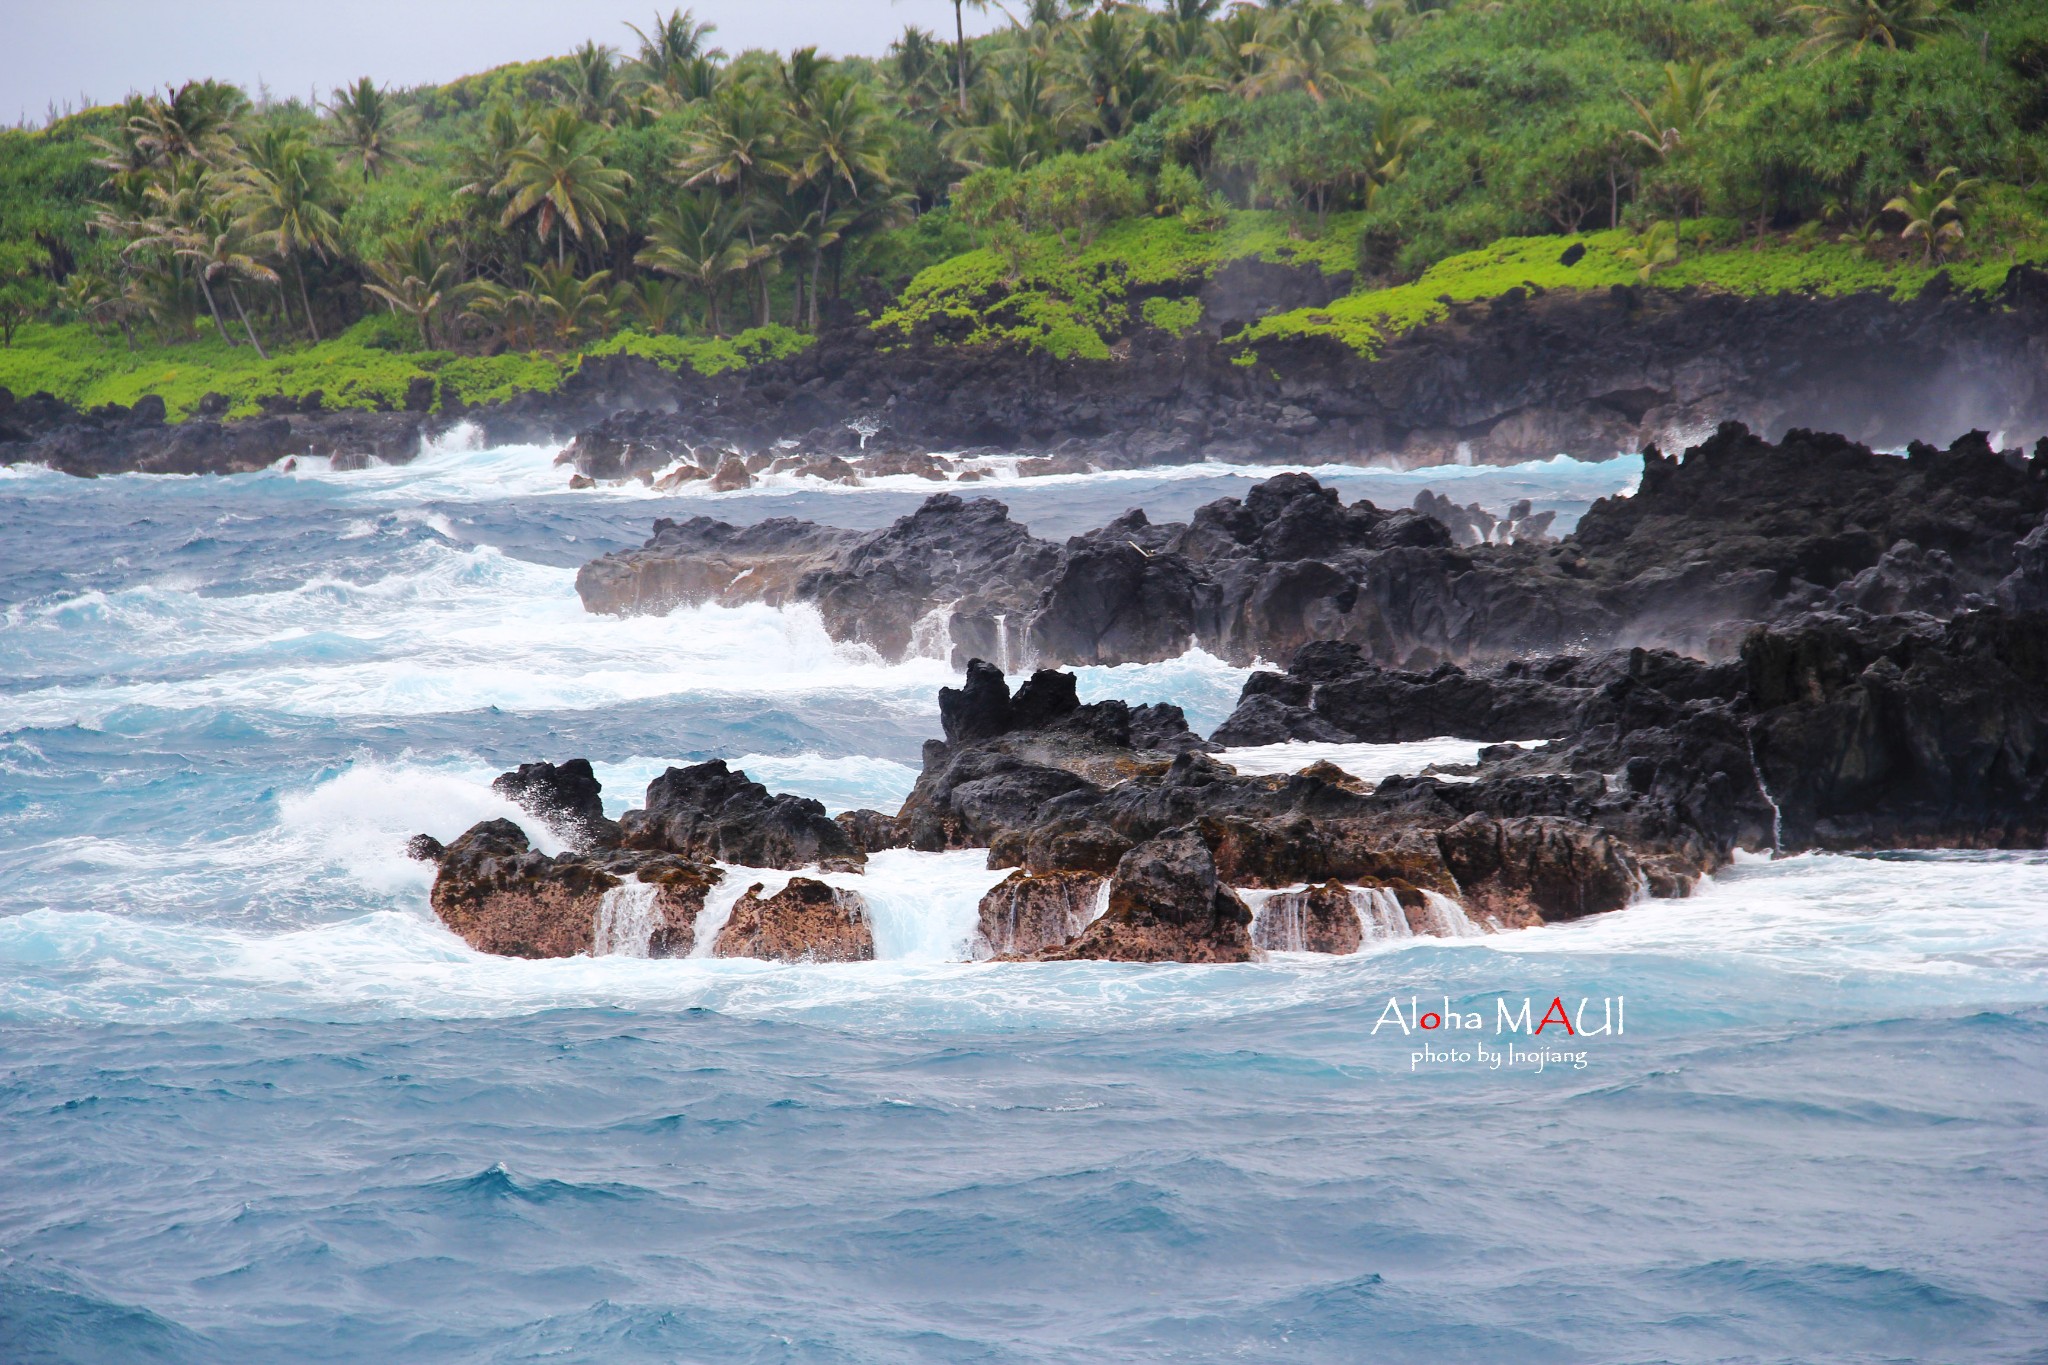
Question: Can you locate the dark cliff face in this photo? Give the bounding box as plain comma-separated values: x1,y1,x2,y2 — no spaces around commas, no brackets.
11,269,2048,477
578,423,2048,673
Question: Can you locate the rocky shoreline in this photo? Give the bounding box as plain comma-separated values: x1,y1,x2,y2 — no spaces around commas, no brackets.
414,598,2048,963
8,271,2048,479
580,423,2048,670
409,410,2048,964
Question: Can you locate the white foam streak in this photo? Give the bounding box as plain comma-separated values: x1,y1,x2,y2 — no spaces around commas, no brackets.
1216,737,1547,782
593,880,663,957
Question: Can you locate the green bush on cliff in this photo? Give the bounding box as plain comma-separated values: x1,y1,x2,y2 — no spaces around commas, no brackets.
1241,222,2048,359
874,211,1362,358
0,322,565,418
585,325,812,376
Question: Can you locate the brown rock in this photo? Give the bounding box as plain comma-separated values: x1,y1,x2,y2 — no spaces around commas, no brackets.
1436,813,1642,925
836,807,910,854
653,463,709,491
428,819,717,959
714,877,874,962
1250,880,1364,954
1036,826,1258,963
709,455,753,491
973,870,1106,958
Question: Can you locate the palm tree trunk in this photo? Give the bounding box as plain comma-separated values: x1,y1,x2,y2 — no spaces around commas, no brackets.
196,272,237,347
955,1,969,113
808,191,831,332
228,284,268,359
294,256,321,342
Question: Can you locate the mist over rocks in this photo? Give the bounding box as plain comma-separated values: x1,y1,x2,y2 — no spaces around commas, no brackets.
580,423,2048,673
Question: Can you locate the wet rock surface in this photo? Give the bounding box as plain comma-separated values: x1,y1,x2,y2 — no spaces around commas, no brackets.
973,870,1106,959
427,819,717,960
713,878,874,963
425,595,2046,962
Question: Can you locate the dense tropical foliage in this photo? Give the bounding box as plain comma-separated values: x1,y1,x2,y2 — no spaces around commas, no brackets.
2,0,2045,412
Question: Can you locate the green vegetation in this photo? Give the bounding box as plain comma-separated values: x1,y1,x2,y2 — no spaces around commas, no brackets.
1241,223,2048,358
0,0,2044,413
0,319,807,417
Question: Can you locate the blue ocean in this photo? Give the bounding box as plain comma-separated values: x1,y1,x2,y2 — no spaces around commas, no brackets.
3,439,2044,1363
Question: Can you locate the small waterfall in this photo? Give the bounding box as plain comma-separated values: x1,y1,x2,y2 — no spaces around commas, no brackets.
1252,892,1309,953
1348,887,1414,943
1747,730,1784,851
593,880,664,957
909,601,956,660
992,613,1011,673
1416,890,1485,938
848,416,880,450
1085,878,1112,926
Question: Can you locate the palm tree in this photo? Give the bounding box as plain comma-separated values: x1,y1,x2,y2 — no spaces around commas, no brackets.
229,128,342,341
1789,0,1956,60
675,88,792,325
636,193,761,332
325,77,416,180
1244,2,1375,103
128,80,247,168
364,229,459,347
1626,61,1726,160
524,261,616,350
1884,166,1976,262
946,53,1075,170
625,8,724,108
493,106,633,267
887,27,952,125
461,279,538,351
948,0,993,113
1625,60,1724,219
1187,4,1269,97
1065,7,1158,136
180,200,278,356
454,102,527,201
615,275,686,334
1148,0,1221,71
559,41,630,125
785,81,893,329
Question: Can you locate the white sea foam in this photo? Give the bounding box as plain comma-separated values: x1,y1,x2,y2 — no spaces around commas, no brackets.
1215,737,1546,781
5,851,2045,1029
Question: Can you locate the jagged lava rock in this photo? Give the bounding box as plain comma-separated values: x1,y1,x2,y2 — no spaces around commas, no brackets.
1034,826,1258,963
714,878,874,962
618,759,865,871
974,870,1106,959
492,758,621,852
428,819,717,959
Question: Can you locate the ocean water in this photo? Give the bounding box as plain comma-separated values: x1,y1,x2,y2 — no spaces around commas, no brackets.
3,441,2045,1364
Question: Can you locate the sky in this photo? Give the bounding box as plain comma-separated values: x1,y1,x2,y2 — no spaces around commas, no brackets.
2,0,1014,125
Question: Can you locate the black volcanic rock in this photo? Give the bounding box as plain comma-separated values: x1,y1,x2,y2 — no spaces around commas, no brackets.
579,424,2048,673
618,759,866,871
492,758,621,852
1745,609,2048,850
